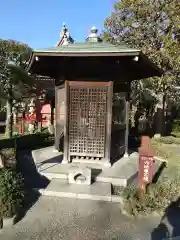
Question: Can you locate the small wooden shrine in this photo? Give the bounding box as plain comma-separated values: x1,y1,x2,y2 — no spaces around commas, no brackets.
27,24,162,167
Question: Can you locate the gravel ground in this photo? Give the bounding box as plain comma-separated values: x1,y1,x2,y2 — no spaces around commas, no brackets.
0,196,164,240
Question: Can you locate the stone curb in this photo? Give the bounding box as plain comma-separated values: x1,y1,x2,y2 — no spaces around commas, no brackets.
33,188,123,203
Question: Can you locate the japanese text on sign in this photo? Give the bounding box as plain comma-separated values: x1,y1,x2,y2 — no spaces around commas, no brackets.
141,156,154,183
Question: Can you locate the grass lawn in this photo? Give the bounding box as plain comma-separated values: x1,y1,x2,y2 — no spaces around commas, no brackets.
122,132,180,216
151,133,180,167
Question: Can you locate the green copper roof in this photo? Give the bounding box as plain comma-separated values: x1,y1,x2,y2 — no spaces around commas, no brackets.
27,26,162,80
33,42,140,54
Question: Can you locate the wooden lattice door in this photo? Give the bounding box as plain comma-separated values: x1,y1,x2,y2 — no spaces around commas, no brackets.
64,81,113,163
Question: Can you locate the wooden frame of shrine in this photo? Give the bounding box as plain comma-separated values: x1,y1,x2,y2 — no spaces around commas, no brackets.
27,26,162,167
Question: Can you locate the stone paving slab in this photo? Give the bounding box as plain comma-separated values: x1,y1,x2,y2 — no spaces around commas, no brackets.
38,162,103,173
0,196,162,240
32,146,63,165
35,180,116,202
96,153,139,186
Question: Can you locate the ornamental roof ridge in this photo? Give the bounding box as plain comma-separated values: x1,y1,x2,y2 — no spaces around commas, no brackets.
56,23,74,46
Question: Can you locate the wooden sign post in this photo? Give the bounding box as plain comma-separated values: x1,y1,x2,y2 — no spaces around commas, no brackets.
138,136,155,197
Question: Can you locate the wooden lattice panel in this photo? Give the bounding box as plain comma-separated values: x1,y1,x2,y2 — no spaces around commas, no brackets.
68,84,108,158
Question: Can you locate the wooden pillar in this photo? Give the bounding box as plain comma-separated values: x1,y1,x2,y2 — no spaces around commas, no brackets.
54,86,59,151
104,81,113,167
124,92,130,158
54,83,65,152
54,108,58,151
62,81,69,163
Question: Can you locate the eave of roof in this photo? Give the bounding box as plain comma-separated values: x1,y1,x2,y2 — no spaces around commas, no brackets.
27,42,141,72
33,42,140,54
26,42,163,78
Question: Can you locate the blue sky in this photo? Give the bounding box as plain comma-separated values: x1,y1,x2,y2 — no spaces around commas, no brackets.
0,0,114,49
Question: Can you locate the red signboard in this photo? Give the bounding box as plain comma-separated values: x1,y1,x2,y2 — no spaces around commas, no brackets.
138,136,155,191
139,155,154,185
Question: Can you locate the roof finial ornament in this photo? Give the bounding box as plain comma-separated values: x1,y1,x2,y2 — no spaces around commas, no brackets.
91,26,98,34
62,22,67,32
86,26,102,43
56,22,74,46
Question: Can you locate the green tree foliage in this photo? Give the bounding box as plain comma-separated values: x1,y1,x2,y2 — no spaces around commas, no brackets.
0,40,34,138
104,0,180,135
104,0,180,102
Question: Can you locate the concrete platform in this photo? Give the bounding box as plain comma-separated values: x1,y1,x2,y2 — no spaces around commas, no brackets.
32,146,139,187
34,179,123,203
31,146,163,202
32,146,63,166
95,153,139,186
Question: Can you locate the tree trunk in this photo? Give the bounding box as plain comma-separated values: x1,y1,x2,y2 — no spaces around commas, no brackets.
5,98,13,139
154,93,164,138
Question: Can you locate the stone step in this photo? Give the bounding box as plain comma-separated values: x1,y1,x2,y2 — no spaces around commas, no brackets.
35,152,162,188
32,145,162,188
38,163,103,180
95,153,162,187
32,146,63,165
34,179,123,203
95,154,139,187
38,163,136,187
32,146,140,187
36,155,139,187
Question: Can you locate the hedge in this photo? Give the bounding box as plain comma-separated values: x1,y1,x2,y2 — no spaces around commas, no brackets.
0,168,24,217
172,120,180,132
0,133,54,151
153,136,180,145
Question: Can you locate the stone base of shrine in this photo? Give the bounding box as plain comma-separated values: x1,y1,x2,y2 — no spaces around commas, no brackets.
31,146,162,201
71,158,111,168
32,146,139,187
